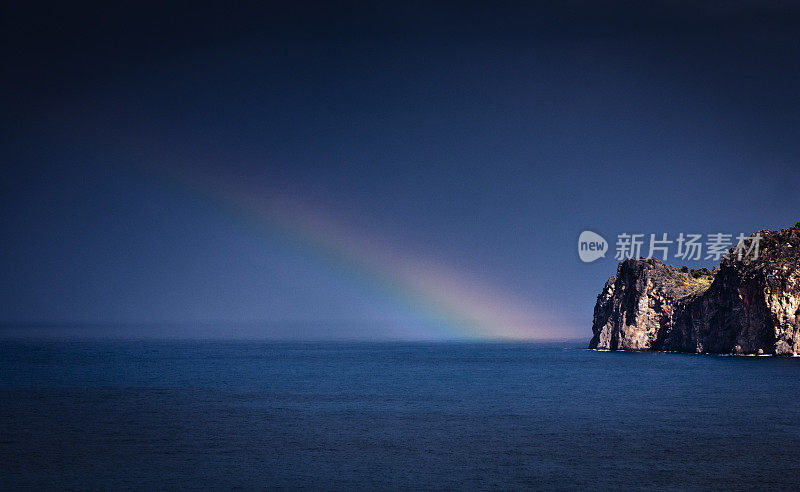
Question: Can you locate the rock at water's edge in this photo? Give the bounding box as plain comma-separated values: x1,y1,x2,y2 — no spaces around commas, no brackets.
589,223,800,355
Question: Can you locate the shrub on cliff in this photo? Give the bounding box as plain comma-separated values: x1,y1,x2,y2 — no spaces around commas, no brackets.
690,267,712,279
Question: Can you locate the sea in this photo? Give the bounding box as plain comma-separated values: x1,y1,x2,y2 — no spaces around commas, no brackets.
2,339,800,490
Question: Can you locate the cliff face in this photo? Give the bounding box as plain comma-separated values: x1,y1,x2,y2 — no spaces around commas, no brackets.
590,223,800,355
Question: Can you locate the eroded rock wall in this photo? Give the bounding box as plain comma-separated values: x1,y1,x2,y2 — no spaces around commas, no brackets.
589,223,800,355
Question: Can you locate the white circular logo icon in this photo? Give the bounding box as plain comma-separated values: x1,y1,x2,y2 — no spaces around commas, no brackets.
578,231,608,262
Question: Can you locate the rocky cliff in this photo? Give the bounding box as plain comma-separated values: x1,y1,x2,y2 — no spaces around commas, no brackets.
589,223,800,355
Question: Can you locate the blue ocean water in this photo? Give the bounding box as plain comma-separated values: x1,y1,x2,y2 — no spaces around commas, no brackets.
2,340,800,490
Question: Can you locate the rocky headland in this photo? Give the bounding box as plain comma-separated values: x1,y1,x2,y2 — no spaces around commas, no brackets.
589,222,800,355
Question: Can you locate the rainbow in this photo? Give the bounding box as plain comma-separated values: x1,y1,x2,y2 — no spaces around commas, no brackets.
149,163,562,340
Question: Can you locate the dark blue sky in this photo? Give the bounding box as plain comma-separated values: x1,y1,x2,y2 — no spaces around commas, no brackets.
2,1,799,339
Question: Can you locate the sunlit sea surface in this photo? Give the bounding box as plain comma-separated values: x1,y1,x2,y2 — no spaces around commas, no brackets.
2,339,800,490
